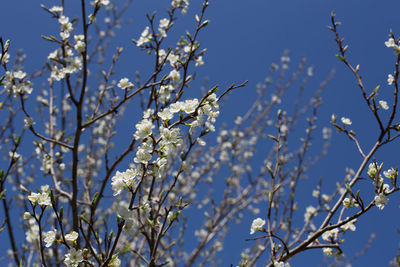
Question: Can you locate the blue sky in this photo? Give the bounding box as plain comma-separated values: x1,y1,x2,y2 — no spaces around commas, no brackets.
1,0,400,266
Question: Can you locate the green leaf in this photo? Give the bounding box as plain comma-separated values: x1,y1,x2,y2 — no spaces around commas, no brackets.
267,134,278,142
0,189,6,199
345,183,352,194
41,35,60,43
336,54,345,61
373,85,380,95
92,192,98,206
108,230,114,243
147,218,155,227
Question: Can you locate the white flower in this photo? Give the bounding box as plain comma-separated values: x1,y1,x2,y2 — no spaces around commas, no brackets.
74,35,86,53
307,66,313,77
183,99,199,114
65,231,79,242
25,218,39,244
136,26,152,46
134,147,152,164
159,18,170,28
384,168,397,179
28,190,52,207
322,228,338,242
322,127,331,140
64,248,84,267
374,193,389,210
341,117,352,125
304,206,317,222
9,151,21,161
274,261,291,267
341,218,356,232
158,109,173,121
323,247,334,257
134,119,154,139
117,78,134,90
97,0,110,6
58,16,69,25
50,6,63,13
23,212,31,220
169,102,185,113
379,100,389,110
385,38,396,48
168,69,181,82
195,56,204,67
250,218,265,234
44,230,57,247
388,74,395,85
158,18,170,37
111,168,139,196
343,197,357,208
367,162,381,178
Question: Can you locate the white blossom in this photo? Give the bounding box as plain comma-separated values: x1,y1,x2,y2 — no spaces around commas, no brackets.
250,218,265,234
388,74,395,85
379,100,389,110
367,162,381,178
323,247,334,257
274,261,291,267
168,69,181,82
374,193,389,210
304,206,316,222
134,119,154,139
322,228,338,242
341,117,352,125
111,168,139,196
117,78,134,90
136,26,152,46
44,230,57,247
65,231,79,242
341,218,356,232
384,168,397,179
158,109,173,121
64,248,84,267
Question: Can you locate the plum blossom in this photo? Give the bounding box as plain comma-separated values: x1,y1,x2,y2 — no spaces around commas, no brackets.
134,119,154,139
323,247,334,257
250,218,265,234
117,78,134,90
158,18,170,37
341,117,352,125
384,168,397,179
379,100,389,110
388,74,395,85
321,228,338,242
385,37,400,55
111,168,139,196
64,248,84,267
44,230,57,247
367,162,382,178
65,231,79,242
136,26,152,46
274,261,291,267
374,193,389,210
158,108,173,121
168,69,181,82
304,205,317,222
341,218,356,232
28,185,52,207
74,35,85,53
342,197,357,208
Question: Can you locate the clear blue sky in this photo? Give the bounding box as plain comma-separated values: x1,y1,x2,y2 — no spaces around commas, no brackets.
1,0,400,266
